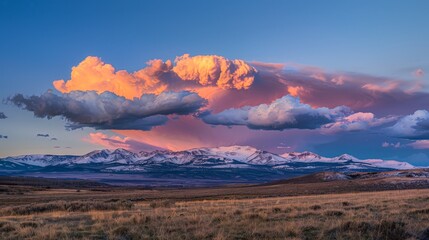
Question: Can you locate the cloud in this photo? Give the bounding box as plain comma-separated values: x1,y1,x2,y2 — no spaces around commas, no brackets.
51,138,58,141
36,133,49,137
362,82,400,93
172,54,257,90
52,55,257,101
200,95,350,130
10,90,207,130
84,132,162,152
322,112,397,133
53,56,173,99
382,141,401,148
408,140,429,149
52,55,429,116
413,68,425,78
10,54,429,152
388,110,429,139
272,67,428,115
0,135,8,139
0,112,7,119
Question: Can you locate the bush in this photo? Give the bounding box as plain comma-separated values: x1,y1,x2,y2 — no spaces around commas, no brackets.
325,210,344,217
309,205,322,210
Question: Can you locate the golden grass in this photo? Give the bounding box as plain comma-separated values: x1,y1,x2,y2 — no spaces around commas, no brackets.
1,189,429,239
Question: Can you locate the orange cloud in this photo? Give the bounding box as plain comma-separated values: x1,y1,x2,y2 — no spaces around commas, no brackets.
173,54,257,90
53,56,172,99
287,86,304,97
53,54,258,100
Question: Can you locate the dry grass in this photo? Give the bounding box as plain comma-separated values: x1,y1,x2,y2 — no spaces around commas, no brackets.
1,189,429,239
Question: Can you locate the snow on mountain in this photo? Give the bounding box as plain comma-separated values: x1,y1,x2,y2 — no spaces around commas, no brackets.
281,152,331,162
357,159,414,170
0,145,415,171
71,148,138,164
1,154,78,167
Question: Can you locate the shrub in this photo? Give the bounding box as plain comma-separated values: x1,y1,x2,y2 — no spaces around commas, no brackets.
325,210,344,217
310,205,322,210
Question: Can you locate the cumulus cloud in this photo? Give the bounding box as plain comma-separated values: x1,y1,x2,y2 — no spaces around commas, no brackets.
10,90,207,130
0,112,7,119
173,54,257,90
0,135,8,139
85,132,162,152
388,110,429,139
36,133,49,137
53,56,173,99
382,142,401,148
52,54,257,101
322,112,397,133
200,95,350,130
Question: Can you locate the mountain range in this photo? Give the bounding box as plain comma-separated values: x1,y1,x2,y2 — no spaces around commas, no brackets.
0,146,415,186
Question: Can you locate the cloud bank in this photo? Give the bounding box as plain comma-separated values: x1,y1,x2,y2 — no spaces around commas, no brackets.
53,54,258,100
0,112,7,119
10,90,206,130
9,54,429,153
201,95,350,130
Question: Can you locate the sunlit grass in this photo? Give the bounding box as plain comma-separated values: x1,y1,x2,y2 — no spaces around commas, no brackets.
1,189,429,239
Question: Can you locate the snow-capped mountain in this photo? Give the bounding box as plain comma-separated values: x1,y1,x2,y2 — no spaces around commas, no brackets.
0,145,414,169
0,146,415,185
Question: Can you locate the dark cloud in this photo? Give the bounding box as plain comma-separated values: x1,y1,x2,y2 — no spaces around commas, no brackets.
200,95,351,130
0,112,7,119
37,134,50,137
51,138,58,141
0,135,8,139
388,110,429,139
9,90,207,130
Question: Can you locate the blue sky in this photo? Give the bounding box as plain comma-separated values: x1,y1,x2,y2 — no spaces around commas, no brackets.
1,0,429,165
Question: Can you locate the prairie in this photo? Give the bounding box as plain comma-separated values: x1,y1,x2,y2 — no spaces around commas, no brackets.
1,189,429,239
1,172,429,239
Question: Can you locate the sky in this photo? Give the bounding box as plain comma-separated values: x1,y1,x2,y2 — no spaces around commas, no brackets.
1,0,429,166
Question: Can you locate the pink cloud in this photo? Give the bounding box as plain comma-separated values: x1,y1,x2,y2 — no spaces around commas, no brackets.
413,68,424,78
362,82,400,93
84,132,161,152
322,112,397,133
408,140,429,149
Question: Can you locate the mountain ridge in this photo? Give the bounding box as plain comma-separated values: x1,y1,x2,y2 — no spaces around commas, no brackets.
0,145,414,170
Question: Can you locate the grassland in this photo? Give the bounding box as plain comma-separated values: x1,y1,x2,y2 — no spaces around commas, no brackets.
1,188,429,239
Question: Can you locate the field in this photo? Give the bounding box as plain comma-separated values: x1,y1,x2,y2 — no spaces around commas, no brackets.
1,173,429,239
1,189,429,239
